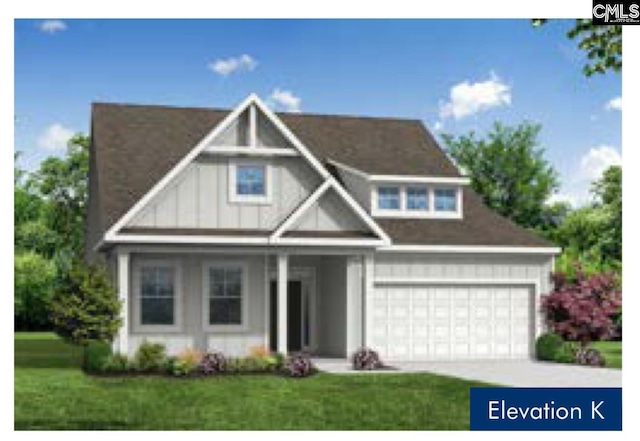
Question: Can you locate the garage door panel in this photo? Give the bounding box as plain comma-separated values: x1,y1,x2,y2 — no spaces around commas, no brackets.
371,284,533,361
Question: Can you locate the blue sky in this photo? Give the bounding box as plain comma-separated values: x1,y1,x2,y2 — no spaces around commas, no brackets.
14,19,622,205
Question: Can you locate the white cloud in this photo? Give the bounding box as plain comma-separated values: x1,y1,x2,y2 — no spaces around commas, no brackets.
39,20,67,34
269,88,302,113
605,96,622,111
439,73,511,120
551,145,622,207
208,54,257,76
579,145,621,180
38,123,74,151
432,121,443,131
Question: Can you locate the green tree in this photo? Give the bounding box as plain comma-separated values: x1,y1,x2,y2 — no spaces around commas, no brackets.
442,122,559,229
533,19,622,77
50,261,121,346
14,251,56,330
28,134,89,260
592,165,621,262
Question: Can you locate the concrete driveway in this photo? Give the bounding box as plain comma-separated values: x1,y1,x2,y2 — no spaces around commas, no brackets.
314,359,621,387
392,360,622,387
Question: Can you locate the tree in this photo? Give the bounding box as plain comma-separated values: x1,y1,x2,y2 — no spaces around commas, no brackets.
533,19,621,77
442,122,559,229
28,134,89,260
50,261,121,346
592,165,621,262
542,270,621,344
14,252,56,330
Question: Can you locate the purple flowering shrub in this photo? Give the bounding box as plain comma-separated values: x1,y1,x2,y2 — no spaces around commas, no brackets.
351,347,383,370
199,351,226,375
282,352,315,378
576,348,606,367
542,268,622,345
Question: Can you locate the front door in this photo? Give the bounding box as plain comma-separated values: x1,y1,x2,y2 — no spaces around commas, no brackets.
269,280,303,353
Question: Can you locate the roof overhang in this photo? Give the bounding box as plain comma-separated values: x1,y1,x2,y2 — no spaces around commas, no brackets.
329,159,471,185
378,245,561,255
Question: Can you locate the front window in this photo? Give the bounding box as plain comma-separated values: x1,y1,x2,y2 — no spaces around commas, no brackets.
378,186,400,210
406,187,428,210
207,266,243,325
140,266,175,325
236,164,265,196
435,188,457,212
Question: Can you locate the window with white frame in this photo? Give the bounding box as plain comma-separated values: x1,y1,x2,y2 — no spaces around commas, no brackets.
205,265,244,326
229,161,271,203
139,265,177,326
406,187,428,211
434,188,458,212
377,186,400,210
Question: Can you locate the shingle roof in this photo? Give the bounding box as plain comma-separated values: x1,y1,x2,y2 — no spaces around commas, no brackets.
87,102,552,250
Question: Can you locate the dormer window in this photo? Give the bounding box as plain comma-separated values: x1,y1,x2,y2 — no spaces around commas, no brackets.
229,160,272,204
435,188,457,212
377,186,400,210
406,187,428,211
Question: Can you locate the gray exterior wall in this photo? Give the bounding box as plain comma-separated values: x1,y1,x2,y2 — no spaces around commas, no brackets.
317,256,348,356
335,167,371,211
292,189,368,232
128,156,321,230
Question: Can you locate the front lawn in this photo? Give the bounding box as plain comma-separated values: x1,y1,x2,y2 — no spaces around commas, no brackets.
591,341,622,369
15,333,485,430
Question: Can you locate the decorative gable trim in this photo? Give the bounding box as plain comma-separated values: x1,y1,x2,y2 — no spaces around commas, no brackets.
103,93,390,246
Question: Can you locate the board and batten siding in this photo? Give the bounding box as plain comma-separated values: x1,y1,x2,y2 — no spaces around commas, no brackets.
292,189,368,232
335,167,371,211
127,253,267,357
128,156,321,230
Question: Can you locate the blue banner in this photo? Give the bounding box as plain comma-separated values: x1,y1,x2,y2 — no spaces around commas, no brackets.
470,387,622,431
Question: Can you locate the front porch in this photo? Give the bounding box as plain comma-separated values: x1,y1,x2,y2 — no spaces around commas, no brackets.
111,246,374,358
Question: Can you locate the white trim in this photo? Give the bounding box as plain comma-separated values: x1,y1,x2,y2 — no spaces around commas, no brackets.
372,184,463,219
228,159,273,204
104,94,258,241
270,180,332,240
131,258,183,333
277,253,288,354
118,244,380,256
202,146,298,157
249,104,257,147
328,159,471,185
201,260,249,332
379,245,562,254
270,237,387,247
374,277,540,288
109,234,270,245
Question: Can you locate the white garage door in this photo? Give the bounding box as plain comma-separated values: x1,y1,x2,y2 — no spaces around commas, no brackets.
370,285,533,361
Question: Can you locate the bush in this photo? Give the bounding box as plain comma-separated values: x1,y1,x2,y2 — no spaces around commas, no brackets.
199,351,226,375
576,347,605,367
535,332,565,361
352,347,383,370
282,353,315,378
50,261,121,346
553,341,578,364
542,269,621,344
84,340,112,372
168,348,203,376
14,251,56,330
101,353,130,373
133,341,167,372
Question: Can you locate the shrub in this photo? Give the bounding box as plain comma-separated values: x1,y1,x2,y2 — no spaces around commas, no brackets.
249,345,271,358
542,269,622,344
14,251,56,330
576,347,606,367
553,341,578,364
199,351,226,375
101,353,130,374
133,341,167,372
282,353,315,378
535,332,565,361
83,340,112,372
50,261,121,346
168,348,203,376
351,347,383,370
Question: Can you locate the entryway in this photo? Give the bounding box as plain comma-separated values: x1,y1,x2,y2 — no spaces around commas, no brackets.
269,279,311,353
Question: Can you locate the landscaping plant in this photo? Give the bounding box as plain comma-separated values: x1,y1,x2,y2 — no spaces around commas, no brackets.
352,347,384,370
541,268,621,345
282,352,315,378
169,348,203,376
199,351,226,375
83,340,112,372
576,347,606,367
133,341,167,372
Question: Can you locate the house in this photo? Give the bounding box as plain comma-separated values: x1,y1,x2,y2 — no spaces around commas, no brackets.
87,94,559,362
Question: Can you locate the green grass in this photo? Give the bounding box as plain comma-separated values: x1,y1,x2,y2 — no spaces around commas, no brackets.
591,341,622,369
15,332,484,430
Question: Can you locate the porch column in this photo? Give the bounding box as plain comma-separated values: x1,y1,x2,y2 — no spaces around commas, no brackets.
114,250,129,355
277,253,289,354
362,253,375,348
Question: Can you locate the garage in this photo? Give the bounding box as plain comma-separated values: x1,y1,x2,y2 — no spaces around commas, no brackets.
370,284,534,361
